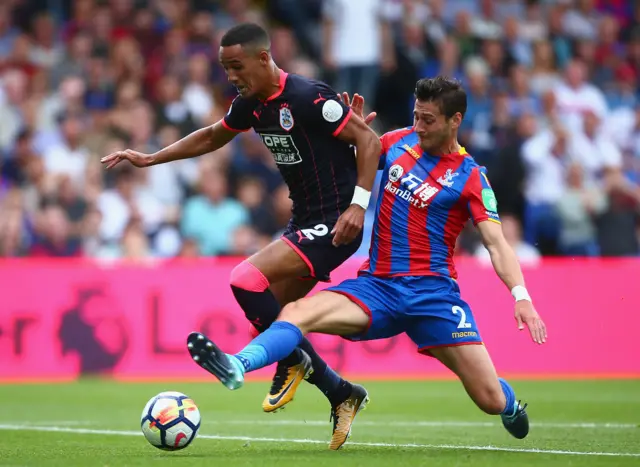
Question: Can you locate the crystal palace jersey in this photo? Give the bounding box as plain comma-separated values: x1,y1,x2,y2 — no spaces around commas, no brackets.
223,72,357,226
360,127,501,279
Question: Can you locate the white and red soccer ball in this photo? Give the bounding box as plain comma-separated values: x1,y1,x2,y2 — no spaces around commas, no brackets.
140,391,201,450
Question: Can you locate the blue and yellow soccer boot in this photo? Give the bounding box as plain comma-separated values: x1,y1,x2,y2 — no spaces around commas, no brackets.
501,400,529,439
262,351,313,412
329,384,370,450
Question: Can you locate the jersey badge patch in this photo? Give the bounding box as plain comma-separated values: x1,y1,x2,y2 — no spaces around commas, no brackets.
437,168,459,188
322,100,344,123
279,106,294,131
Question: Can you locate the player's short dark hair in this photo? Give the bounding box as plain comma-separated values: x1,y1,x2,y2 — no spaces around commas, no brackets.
414,76,467,119
220,23,270,51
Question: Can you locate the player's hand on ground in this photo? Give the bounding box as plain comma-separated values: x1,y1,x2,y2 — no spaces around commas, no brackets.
100,149,153,169
515,301,547,345
337,92,376,126
331,204,365,247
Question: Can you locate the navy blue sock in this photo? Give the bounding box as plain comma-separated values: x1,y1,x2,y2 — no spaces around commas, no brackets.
234,321,304,372
298,339,352,405
231,285,281,332
499,378,517,416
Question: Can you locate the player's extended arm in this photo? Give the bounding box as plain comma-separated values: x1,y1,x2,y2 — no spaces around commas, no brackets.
477,220,547,344
330,116,381,246
101,120,237,169
336,116,381,193
477,220,525,292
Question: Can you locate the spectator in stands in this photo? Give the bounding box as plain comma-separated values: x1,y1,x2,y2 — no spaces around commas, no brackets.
97,166,164,246
268,0,322,61
322,0,395,106
529,40,561,96
596,170,640,256
556,163,607,256
554,58,608,133
569,109,623,186
42,112,90,188
507,64,539,118
0,69,28,150
120,221,152,261
0,188,27,257
29,203,81,257
503,16,532,67
182,53,215,125
489,112,537,223
1,128,35,188
180,169,248,256
521,124,570,254
29,12,64,70
235,175,278,240
460,58,492,154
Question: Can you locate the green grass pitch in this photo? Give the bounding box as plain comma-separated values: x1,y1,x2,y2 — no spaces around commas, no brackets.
1,379,639,466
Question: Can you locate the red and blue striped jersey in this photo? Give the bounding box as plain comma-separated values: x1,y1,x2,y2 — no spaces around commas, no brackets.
360,127,501,280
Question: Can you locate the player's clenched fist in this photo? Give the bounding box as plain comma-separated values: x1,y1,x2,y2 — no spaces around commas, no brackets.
101,149,154,169
331,204,365,247
515,300,547,345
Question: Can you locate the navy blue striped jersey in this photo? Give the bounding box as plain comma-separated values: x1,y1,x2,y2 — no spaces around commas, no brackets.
224,72,357,226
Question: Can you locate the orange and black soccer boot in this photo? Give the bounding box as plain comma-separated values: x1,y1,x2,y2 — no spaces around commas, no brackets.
329,383,370,450
262,350,314,412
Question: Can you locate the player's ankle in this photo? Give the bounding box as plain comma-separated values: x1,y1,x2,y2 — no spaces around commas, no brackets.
280,348,303,367
326,380,353,406
501,400,519,418
229,354,247,376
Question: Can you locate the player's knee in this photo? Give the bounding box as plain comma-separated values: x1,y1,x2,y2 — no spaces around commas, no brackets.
278,300,303,322
230,261,270,292
474,385,507,415
278,299,316,329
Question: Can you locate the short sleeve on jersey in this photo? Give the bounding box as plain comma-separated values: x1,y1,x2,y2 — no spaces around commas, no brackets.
222,96,252,132
300,83,353,137
378,128,413,170
465,167,501,225
378,131,398,169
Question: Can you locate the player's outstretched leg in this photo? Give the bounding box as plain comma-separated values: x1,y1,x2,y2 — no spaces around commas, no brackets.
229,241,358,413
267,278,357,413
275,292,371,450
186,324,314,391
188,290,371,450
428,344,529,439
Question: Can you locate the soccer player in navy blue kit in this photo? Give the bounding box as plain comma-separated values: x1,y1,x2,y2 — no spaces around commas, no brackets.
101,23,381,449
187,77,548,447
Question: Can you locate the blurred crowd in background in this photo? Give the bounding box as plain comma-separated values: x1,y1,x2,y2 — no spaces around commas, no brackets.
1,0,639,263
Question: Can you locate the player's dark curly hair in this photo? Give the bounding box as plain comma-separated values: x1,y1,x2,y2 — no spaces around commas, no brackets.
220,23,271,51
414,76,467,119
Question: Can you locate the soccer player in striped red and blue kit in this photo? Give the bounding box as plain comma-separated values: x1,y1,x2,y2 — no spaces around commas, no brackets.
187,77,548,447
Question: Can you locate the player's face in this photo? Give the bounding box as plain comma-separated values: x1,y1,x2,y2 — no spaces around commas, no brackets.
413,100,460,153
219,45,269,98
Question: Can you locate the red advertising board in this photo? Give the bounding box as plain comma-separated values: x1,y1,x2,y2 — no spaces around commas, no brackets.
0,257,638,381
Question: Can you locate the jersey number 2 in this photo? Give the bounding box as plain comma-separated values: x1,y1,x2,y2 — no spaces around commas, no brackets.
452,306,472,329
301,224,329,240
